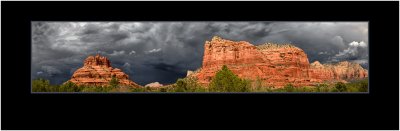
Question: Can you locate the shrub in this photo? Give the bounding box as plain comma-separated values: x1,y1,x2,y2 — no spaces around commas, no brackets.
331,88,339,92
315,83,329,92
81,87,98,92
109,75,119,88
159,88,167,92
335,82,347,92
59,81,80,92
130,87,146,92
173,77,204,92
32,78,51,92
344,78,368,92
358,79,368,92
284,84,295,92
209,65,250,92
175,78,188,92
110,86,131,92
346,86,359,92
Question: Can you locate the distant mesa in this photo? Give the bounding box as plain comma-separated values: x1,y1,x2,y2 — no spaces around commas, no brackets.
67,54,142,88
188,36,368,87
145,82,164,88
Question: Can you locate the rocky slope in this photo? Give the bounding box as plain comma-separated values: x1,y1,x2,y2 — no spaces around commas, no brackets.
67,54,141,88
189,36,368,87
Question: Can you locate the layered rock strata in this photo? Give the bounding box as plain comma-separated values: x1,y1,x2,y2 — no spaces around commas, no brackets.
68,54,141,88
189,36,368,87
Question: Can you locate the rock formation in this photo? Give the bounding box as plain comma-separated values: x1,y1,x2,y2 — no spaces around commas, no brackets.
189,36,368,87
145,82,164,88
186,70,194,77
309,61,368,81
67,54,141,88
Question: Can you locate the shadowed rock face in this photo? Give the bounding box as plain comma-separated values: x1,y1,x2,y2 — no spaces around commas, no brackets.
67,54,141,88
190,36,368,87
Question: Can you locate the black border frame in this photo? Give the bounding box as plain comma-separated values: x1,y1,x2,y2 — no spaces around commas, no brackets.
29,21,370,94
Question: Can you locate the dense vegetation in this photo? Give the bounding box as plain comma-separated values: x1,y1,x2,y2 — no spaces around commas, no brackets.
209,65,251,92
32,65,368,93
32,77,133,92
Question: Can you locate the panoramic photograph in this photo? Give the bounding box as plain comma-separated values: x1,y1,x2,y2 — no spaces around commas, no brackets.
31,22,369,93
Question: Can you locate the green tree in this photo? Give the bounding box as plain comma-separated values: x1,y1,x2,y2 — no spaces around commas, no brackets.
358,79,368,92
109,75,119,88
335,82,347,92
173,77,204,92
209,65,250,92
32,78,51,92
175,78,188,92
60,81,79,92
316,83,329,92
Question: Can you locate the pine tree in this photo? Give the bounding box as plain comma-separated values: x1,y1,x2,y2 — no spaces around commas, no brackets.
209,65,250,92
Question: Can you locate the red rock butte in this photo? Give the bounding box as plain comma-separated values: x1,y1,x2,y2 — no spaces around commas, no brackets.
67,54,141,88
189,36,368,87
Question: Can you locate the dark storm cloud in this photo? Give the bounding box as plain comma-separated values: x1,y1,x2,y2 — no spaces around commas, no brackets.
147,62,179,72
32,22,368,85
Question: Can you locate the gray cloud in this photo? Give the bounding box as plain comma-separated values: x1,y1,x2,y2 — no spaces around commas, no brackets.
109,50,126,56
32,22,368,85
129,50,136,55
328,41,369,68
146,48,162,54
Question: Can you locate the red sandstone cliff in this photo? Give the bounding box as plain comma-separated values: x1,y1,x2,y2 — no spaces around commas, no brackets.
309,61,368,81
189,36,368,87
67,54,141,88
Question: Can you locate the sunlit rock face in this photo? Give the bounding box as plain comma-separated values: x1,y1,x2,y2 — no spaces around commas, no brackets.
68,54,141,88
190,36,368,87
